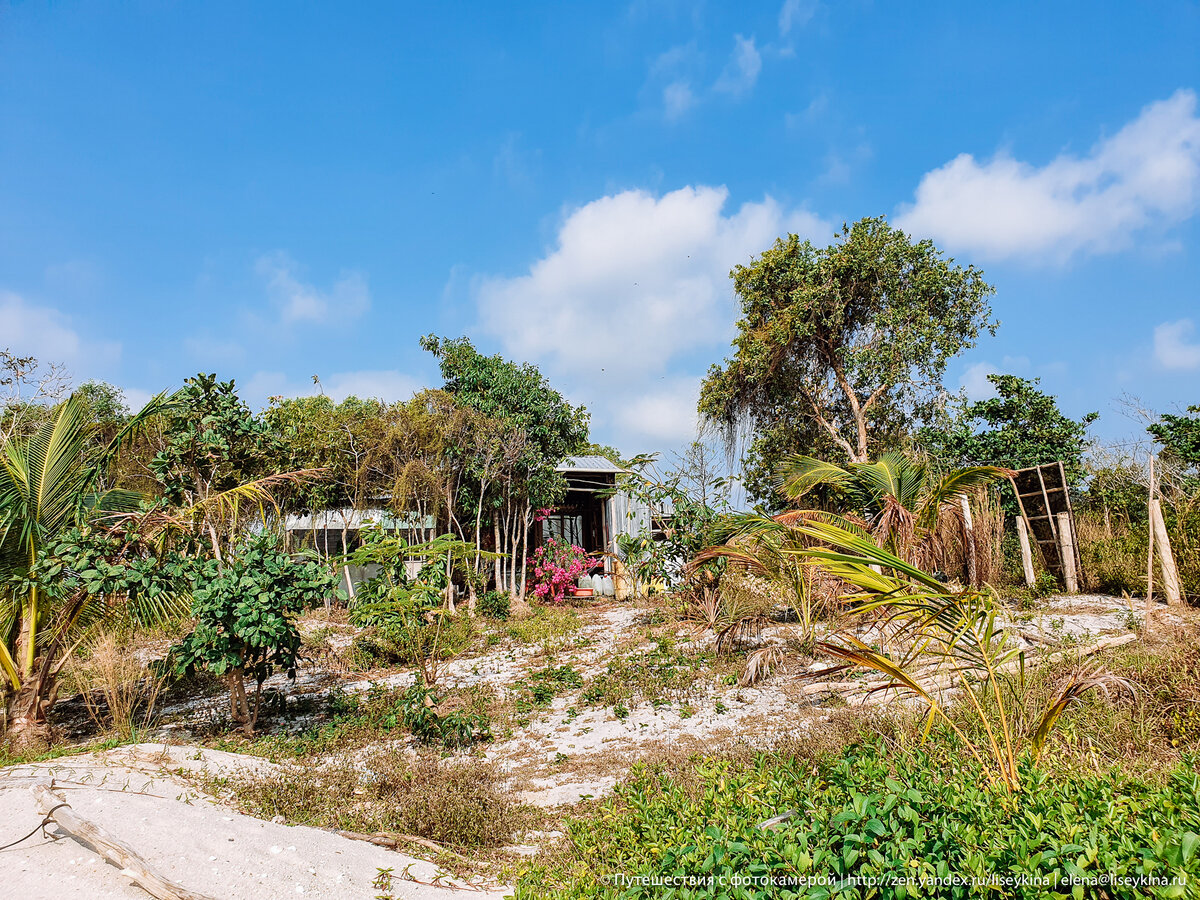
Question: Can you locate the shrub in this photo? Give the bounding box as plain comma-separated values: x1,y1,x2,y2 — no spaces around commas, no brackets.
169,534,339,735
350,580,475,684
519,741,1200,898
480,589,511,619
1076,511,1147,596
398,681,490,748
531,538,596,604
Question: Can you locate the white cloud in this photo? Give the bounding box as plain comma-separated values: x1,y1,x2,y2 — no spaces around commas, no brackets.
779,0,817,35
616,377,702,443
0,291,120,371
474,184,830,447
476,185,829,380
896,89,1200,261
646,43,701,122
122,387,155,412
1154,318,1200,371
243,369,423,408
714,35,761,97
663,80,696,121
255,252,371,325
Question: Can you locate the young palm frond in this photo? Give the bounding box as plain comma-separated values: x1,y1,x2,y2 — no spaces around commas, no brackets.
773,452,1011,577
0,388,178,741
791,518,1127,793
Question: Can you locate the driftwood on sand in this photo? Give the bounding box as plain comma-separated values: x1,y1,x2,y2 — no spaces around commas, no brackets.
31,778,218,900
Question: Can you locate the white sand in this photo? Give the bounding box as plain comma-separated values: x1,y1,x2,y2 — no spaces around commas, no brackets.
1,744,511,900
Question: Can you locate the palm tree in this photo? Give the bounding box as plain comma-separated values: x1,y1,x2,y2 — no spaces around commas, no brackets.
789,518,1129,793
774,451,1011,576
0,389,176,747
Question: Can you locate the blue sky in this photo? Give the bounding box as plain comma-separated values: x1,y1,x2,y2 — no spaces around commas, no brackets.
2,0,1199,455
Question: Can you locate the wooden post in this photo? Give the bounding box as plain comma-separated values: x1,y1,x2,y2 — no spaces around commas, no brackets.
1015,516,1036,587
1057,511,1078,593
1150,497,1183,606
1145,456,1156,632
960,495,977,587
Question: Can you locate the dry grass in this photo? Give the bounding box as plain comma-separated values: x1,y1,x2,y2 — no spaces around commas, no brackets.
66,632,166,740
223,747,532,850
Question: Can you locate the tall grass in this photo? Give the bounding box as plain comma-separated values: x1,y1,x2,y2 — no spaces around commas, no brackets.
67,632,166,740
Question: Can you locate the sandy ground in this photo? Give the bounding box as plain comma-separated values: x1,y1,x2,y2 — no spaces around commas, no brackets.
1,744,510,900
3,591,1176,899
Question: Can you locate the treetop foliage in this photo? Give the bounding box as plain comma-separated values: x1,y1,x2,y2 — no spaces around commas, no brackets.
1149,405,1200,469
150,373,277,506
699,217,996,503
920,373,1097,495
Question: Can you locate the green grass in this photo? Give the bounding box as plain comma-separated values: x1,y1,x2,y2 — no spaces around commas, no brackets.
580,636,706,711
500,606,584,657
518,739,1200,899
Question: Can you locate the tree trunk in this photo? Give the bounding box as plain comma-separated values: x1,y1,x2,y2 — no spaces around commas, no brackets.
227,669,258,736
518,501,530,601
493,521,502,591
7,676,54,752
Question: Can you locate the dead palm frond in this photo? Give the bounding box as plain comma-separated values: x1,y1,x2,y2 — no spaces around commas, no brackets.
741,644,789,686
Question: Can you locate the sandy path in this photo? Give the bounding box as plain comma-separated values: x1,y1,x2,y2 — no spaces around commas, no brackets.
1,744,511,900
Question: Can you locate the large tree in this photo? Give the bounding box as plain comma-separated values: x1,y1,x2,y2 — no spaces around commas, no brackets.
150,374,280,557
1149,405,1200,470
920,373,1097,505
700,217,996,503
420,336,590,599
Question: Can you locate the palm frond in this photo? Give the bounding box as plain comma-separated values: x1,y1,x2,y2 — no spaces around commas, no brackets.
916,466,1012,531
1030,668,1135,762
774,454,855,500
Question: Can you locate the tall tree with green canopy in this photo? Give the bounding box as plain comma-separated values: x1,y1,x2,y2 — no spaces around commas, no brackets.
1149,405,1200,471
420,336,590,599
699,217,996,504
920,374,1097,503
150,373,281,558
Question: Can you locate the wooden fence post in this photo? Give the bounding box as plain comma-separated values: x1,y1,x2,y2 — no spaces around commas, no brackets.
1057,511,1078,593
1015,516,1036,587
961,495,977,587
1150,497,1183,606
1146,456,1156,631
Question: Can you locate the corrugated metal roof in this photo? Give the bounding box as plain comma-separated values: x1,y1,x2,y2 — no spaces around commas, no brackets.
556,455,627,473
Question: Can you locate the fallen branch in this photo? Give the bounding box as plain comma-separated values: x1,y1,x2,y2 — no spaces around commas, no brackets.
31,779,218,900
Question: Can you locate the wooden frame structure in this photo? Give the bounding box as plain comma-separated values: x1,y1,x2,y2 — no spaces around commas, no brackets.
1009,461,1083,587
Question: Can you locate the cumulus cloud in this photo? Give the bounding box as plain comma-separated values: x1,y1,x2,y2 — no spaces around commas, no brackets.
960,361,1000,401
1154,318,1200,371
476,185,829,380
243,369,423,407
714,35,761,97
0,291,120,371
255,252,371,325
896,90,1200,261
474,184,830,447
779,0,817,36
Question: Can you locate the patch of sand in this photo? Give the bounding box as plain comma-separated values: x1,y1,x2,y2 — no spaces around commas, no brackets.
1,744,510,900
